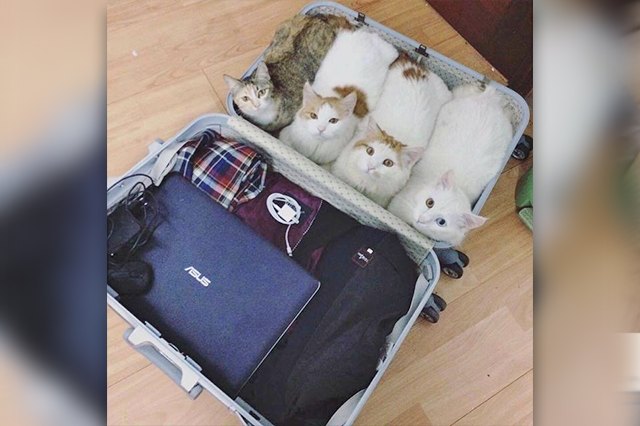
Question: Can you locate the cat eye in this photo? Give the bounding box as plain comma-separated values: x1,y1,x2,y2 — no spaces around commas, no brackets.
257,89,267,98
329,118,339,124
241,96,249,102
436,218,447,227
366,146,374,156
425,198,434,208
383,159,394,167
309,112,318,119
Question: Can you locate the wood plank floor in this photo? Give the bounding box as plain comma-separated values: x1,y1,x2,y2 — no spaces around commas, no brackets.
107,1,533,425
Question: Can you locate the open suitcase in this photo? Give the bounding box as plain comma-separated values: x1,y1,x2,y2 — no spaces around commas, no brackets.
108,2,529,425
226,1,530,284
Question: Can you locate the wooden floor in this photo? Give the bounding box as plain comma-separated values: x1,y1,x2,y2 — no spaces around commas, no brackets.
107,1,533,425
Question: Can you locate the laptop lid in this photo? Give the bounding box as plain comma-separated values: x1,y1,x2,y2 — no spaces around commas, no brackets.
119,173,320,396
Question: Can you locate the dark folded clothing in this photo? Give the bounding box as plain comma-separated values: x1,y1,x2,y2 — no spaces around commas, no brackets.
233,172,323,257
240,226,418,426
233,172,359,274
292,201,359,274
172,129,267,211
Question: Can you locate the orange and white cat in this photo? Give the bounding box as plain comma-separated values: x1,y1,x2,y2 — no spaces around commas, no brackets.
332,117,424,207
279,82,358,165
312,28,399,113
372,53,452,149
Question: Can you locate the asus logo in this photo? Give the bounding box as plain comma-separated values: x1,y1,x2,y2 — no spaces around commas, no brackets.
184,266,211,287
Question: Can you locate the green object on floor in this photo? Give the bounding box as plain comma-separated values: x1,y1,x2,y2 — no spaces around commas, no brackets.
518,207,533,231
515,167,533,231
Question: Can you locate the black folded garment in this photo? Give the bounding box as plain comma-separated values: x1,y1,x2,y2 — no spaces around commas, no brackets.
291,202,359,275
240,225,418,426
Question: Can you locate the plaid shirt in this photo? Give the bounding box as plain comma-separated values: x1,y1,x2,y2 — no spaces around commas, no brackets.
173,129,267,211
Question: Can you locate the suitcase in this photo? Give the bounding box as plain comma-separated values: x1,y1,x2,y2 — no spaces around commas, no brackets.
108,2,528,424
108,112,440,426
225,1,531,283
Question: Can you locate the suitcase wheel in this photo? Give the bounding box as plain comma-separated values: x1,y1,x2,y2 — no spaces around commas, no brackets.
442,263,464,279
511,134,533,160
435,248,468,279
420,305,440,323
420,294,447,323
432,293,447,312
456,250,470,267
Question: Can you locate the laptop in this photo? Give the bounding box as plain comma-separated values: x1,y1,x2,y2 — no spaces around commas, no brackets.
119,173,320,396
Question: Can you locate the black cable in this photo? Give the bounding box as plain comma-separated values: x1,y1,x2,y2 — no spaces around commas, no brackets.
107,173,154,192
107,127,225,265
107,174,161,266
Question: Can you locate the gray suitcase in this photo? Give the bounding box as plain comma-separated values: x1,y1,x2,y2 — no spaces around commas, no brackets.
108,2,528,424
226,1,530,283
107,113,440,426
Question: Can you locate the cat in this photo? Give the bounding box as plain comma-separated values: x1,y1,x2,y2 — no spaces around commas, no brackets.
311,28,399,116
223,14,353,133
279,82,359,165
388,85,514,246
332,117,424,207
372,53,452,148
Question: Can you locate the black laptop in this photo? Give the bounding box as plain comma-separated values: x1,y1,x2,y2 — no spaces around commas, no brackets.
119,173,320,396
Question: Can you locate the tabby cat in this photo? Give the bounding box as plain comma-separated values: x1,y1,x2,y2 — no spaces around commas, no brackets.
224,14,353,133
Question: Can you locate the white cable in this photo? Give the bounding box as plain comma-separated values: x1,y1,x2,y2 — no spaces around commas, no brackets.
266,193,302,256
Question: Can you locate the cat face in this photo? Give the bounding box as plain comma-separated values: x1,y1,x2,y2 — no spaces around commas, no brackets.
297,82,357,138
351,118,423,181
409,171,487,245
224,62,275,117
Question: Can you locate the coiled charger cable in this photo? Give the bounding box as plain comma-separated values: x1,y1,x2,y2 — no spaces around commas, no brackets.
266,193,302,256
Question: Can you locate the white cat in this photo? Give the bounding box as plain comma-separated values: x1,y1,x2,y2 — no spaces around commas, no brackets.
279,82,359,165
312,28,399,116
372,54,452,148
388,85,513,246
332,117,424,207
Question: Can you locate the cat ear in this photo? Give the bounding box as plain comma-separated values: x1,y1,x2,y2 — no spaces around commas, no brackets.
223,75,242,93
255,62,270,80
302,81,319,105
365,117,382,137
460,212,487,230
341,91,358,114
437,170,455,191
400,147,425,168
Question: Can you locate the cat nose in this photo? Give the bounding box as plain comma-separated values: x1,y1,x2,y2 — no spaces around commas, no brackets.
318,126,326,133
251,99,259,108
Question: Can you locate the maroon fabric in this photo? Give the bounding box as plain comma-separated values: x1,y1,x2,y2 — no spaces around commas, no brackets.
233,173,323,257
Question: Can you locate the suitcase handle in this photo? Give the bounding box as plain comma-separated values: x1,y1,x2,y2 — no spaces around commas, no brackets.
124,326,203,399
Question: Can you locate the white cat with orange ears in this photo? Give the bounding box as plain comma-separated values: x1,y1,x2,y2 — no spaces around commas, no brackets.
279,82,359,165
372,53,452,149
332,117,424,207
312,28,399,113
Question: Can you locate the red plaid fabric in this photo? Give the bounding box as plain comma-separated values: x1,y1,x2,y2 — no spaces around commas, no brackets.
173,129,267,211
